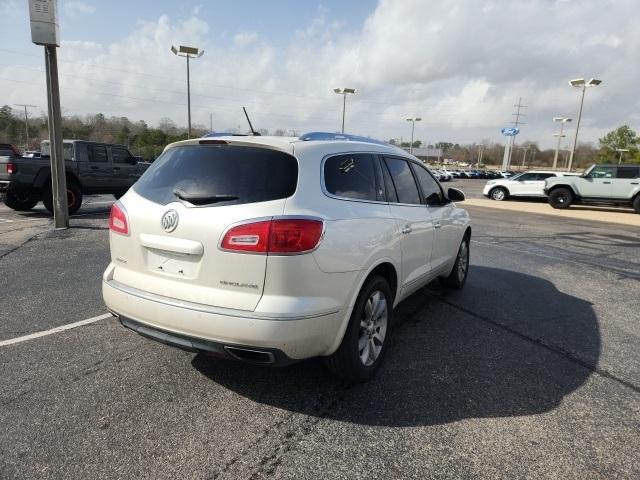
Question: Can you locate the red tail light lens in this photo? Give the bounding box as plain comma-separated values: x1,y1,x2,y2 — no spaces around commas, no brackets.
221,220,271,253
109,203,129,235
221,218,323,254
6,162,14,174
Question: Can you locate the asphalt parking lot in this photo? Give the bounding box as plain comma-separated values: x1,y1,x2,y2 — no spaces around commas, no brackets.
1,185,639,479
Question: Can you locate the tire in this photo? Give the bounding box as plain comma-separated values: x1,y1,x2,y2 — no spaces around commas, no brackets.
42,181,83,215
633,195,640,214
324,275,393,382
4,188,39,211
489,187,508,201
548,187,573,209
440,233,470,289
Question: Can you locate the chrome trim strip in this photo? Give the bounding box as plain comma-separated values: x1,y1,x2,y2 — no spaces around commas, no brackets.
104,278,339,321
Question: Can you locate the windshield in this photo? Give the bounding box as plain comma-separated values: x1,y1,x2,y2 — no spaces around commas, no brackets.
133,144,298,206
509,173,524,181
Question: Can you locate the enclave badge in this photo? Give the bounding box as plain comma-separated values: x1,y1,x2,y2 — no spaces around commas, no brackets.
161,210,179,233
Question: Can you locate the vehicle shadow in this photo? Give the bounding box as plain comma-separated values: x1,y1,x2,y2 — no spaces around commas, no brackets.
192,266,599,427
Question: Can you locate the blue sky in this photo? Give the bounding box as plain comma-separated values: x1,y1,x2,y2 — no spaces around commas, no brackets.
1,0,638,146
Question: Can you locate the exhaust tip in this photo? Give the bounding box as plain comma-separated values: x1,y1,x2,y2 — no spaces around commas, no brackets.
224,346,276,364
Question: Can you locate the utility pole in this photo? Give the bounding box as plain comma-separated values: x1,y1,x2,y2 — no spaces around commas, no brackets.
14,104,38,152
209,112,213,132
29,0,68,228
501,97,526,170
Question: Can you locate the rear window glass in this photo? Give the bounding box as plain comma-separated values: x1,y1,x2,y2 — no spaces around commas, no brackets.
133,145,298,206
617,167,639,179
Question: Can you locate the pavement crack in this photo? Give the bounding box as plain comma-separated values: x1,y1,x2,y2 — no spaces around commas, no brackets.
430,292,640,395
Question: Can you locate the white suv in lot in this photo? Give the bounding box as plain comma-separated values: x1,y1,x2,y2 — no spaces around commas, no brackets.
483,170,580,201
103,133,471,381
545,164,640,213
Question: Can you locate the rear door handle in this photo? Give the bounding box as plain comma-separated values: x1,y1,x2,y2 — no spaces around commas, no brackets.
113,167,120,171
401,225,413,234
90,165,100,170
603,181,611,184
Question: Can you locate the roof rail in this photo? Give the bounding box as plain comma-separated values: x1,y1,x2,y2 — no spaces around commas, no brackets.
298,131,388,146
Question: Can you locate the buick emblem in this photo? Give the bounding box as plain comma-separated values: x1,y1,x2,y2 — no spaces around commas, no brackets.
161,210,179,233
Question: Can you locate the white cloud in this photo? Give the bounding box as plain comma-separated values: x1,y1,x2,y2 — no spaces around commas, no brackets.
64,1,96,16
2,0,639,147
233,32,258,48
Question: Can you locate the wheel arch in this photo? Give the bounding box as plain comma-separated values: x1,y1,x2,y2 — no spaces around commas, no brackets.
547,183,577,197
323,259,399,357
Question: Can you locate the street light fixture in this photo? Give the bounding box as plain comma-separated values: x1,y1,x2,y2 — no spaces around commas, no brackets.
171,45,204,139
406,117,422,154
567,78,602,171
615,148,629,164
552,117,572,170
333,87,357,133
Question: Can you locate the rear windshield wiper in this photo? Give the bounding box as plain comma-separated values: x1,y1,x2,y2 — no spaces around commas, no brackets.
173,188,239,204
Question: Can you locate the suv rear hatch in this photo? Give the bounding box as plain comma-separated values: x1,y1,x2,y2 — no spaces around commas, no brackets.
109,142,298,311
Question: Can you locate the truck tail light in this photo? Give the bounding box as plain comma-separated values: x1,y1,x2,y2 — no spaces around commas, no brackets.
221,218,323,254
109,202,129,235
6,162,14,174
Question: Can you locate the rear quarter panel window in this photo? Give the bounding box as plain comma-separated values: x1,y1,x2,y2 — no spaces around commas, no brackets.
133,145,298,206
324,153,380,201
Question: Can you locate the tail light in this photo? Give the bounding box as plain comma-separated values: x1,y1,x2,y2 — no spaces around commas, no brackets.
6,162,14,174
109,202,129,235
221,218,323,254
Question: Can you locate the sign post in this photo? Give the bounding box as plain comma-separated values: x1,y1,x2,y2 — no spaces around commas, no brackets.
29,0,68,228
500,127,519,171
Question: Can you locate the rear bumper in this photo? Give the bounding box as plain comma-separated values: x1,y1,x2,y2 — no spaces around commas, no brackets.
103,277,343,361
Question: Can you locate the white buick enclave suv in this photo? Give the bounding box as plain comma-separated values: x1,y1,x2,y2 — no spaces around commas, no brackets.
103,132,471,381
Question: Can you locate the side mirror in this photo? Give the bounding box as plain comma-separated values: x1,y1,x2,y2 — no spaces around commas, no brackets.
448,187,465,202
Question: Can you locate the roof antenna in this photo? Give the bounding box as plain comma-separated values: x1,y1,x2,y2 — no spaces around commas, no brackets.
242,107,260,136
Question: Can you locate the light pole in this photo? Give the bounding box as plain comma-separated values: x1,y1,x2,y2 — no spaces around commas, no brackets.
333,88,356,133
520,146,530,170
552,117,572,170
567,78,601,171
14,104,38,152
616,148,629,164
406,117,422,154
475,143,485,169
171,45,204,139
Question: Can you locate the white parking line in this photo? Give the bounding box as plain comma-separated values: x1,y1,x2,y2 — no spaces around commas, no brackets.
0,313,113,347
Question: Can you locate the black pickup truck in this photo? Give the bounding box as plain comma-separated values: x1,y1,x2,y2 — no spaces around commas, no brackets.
0,140,149,214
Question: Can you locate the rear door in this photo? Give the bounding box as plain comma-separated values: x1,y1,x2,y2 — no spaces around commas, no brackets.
109,143,298,311
110,145,138,190
611,166,640,199
381,156,435,292
85,143,113,190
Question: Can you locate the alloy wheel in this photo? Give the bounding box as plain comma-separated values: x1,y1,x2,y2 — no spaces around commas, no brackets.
358,290,388,366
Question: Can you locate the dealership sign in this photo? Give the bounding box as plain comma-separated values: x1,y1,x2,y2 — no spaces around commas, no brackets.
501,127,520,136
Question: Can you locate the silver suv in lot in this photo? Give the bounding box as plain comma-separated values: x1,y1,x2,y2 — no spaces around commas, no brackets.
103,132,471,381
544,164,640,213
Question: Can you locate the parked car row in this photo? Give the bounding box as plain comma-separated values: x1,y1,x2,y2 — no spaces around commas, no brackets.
429,168,515,180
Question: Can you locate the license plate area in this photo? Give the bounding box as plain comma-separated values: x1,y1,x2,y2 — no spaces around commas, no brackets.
145,248,200,279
